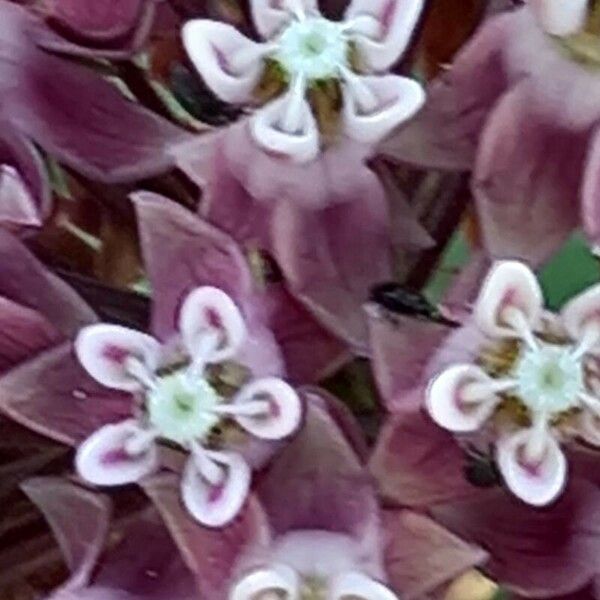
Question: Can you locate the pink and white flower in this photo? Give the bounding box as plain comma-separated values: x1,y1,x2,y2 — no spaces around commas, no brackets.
73,285,302,527
425,260,600,506
183,0,425,163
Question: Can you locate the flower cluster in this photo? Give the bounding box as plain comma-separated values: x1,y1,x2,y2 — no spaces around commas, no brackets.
0,1,600,600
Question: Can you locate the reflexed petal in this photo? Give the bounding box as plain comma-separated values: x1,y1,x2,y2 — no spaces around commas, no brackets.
378,13,511,171
183,20,265,104
343,75,425,144
369,410,479,507
143,473,271,600
180,286,246,363
251,95,320,163
21,477,110,590
474,260,543,339
331,572,398,600
132,191,254,340
344,0,424,70
75,324,160,392
474,83,583,265
257,403,378,537
426,364,499,433
528,0,587,36
561,283,600,344
182,450,251,527
383,510,487,599
367,309,450,412
432,481,600,597
75,420,159,486
43,0,144,41
233,377,302,440
232,565,299,600
251,0,319,38
496,428,567,506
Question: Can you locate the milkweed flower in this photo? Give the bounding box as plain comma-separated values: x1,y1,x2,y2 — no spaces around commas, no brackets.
183,0,425,163
74,284,302,528
381,0,600,273
144,395,487,600
367,262,600,597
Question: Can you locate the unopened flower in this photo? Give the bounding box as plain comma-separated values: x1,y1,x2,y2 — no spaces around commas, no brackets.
74,285,302,527
183,0,425,163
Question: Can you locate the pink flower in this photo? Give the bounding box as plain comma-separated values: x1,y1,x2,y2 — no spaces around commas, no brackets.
381,0,600,273
367,260,600,596
143,395,486,600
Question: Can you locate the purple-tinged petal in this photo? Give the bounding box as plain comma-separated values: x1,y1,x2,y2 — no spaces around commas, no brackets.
473,82,583,266
0,3,190,183
0,121,51,228
582,125,600,247
272,192,392,353
0,230,96,337
43,0,144,41
143,473,271,600
256,401,378,538
22,477,110,590
301,386,370,462
431,480,600,597
378,13,512,170
383,510,487,600
367,308,450,412
0,296,62,375
0,342,131,446
264,285,348,384
369,409,478,507
133,191,253,340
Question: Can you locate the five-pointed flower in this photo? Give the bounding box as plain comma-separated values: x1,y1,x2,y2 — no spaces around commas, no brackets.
74,285,302,527
426,260,600,506
182,0,425,162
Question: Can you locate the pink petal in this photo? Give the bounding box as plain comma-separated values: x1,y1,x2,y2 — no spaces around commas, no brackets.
1,3,191,183
143,473,271,600
432,480,600,597
43,0,143,41
0,122,51,228
22,477,110,590
133,191,254,341
0,230,96,338
75,324,161,392
0,296,62,376
369,409,478,507
343,75,425,145
250,0,318,38
528,0,587,36
263,285,348,383
182,450,251,528
474,82,584,265
76,420,159,486
367,309,449,412
344,0,424,71
496,428,567,507
183,20,266,104
179,286,247,363
0,342,132,446
383,510,487,599
256,402,378,538
473,260,543,339
233,377,302,440
272,189,392,352
378,13,512,170
582,126,600,248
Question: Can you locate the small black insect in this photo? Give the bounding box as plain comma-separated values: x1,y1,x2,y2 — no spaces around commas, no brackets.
370,282,454,325
463,444,502,488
